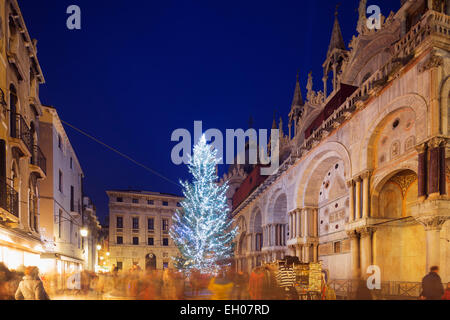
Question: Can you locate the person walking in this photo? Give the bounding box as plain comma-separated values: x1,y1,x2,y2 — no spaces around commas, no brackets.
420,266,444,300
15,267,50,300
0,263,14,300
276,262,297,300
248,267,265,300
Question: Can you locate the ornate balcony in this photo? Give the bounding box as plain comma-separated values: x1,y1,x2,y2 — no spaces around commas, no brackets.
9,112,32,157
29,145,46,178
0,179,19,224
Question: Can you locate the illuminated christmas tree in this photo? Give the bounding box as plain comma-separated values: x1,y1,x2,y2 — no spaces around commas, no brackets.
170,135,237,274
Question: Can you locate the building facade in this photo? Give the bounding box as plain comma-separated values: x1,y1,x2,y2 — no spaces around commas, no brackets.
229,0,450,286
0,0,47,270
39,106,87,277
106,190,182,271
82,196,101,272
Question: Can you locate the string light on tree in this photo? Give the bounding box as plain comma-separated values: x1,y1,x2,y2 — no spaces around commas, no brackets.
170,135,237,274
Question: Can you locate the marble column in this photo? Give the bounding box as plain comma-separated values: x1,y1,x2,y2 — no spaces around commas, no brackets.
347,180,355,222
428,138,441,197
296,209,301,238
290,246,296,256
265,226,268,246
355,177,362,220
274,225,278,246
304,245,310,263
290,213,294,239
439,140,447,195
313,209,318,237
416,143,428,200
291,212,295,239
304,209,309,237
348,231,360,279
359,228,374,278
362,171,371,219
419,217,447,272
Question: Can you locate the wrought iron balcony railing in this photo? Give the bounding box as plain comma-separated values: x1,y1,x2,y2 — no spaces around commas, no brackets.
31,145,46,175
10,112,32,154
0,179,19,218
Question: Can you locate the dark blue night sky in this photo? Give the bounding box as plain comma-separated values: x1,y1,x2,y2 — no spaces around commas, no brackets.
19,0,399,224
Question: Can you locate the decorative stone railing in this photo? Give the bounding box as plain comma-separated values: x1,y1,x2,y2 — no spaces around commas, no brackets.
293,10,449,160
231,10,450,217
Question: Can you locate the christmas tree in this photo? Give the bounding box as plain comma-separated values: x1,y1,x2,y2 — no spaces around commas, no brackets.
170,135,237,274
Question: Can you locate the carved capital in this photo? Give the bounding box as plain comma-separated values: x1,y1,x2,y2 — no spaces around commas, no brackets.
419,51,444,73
346,230,359,240
360,170,372,180
416,216,448,231
359,227,375,238
415,142,428,154
428,137,447,149
346,179,355,188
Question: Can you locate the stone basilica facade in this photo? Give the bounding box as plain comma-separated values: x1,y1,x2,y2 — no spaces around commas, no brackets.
225,0,450,285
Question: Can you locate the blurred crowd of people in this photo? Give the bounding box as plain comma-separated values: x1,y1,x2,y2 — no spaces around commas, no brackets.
1,262,449,300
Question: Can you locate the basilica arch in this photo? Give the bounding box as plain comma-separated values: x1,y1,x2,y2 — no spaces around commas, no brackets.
295,141,352,209
289,142,351,274
370,168,426,282
248,207,263,268
266,191,288,247
360,93,428,170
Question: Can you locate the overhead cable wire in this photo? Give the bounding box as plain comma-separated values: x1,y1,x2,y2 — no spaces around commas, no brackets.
60,120,181,188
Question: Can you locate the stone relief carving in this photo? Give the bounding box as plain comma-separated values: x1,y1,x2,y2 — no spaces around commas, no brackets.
391,140,401,159
329,210,346,223
306,71,324,106
419,51,444,73
405,136,416,152
415,216,448,231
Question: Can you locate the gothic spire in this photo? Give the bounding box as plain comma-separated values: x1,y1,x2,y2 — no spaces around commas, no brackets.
272,110,277,129
279,117,284,136
357,0,368,34
291,72,304,108
327,4,346,58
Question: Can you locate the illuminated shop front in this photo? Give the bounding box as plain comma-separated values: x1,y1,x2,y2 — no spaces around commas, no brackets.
0,228,44,271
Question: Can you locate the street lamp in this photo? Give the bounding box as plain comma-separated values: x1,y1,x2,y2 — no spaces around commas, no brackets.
80,228,88,238
96,245,102,251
